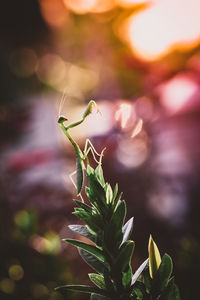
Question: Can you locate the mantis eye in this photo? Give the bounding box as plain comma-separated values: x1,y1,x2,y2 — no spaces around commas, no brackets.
58,116,68,124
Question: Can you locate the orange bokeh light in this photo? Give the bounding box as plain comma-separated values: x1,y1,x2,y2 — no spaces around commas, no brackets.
39,0,68,28
124,0,200,61
116,0,152,7
63,0,114,14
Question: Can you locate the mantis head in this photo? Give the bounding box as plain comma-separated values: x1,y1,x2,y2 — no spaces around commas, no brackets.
58,116,68,124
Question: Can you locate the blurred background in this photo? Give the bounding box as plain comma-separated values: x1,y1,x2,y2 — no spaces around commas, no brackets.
0,0,200,299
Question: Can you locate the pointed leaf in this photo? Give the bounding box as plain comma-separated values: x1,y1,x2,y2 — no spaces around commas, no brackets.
148,235,161,279
73,208,100,232
89,273,106,290
68,225,95,242
131,258,149,286
79,249,107,274
87,165,95,175
95,165,105,187
122,217,134,244
74,199,93,213
106,184,113,204
112,184,118,204
63,239,104,262
113,192,123,210
55,284,106,296
158,254,173,291
112,200,126,229
114,241,135,272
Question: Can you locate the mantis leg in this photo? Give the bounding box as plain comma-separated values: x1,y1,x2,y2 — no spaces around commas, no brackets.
69,170,84,202
82,139,102,164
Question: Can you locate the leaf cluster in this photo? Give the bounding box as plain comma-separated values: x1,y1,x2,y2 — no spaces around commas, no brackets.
56,165,180,300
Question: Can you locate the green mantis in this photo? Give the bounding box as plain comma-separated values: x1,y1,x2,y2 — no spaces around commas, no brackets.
58,100,104,198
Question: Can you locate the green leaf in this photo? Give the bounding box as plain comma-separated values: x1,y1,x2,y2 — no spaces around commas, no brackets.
63,239,104,262
114,240,135,272
142,267,152,293
105,184,113,204
55,284,106,296
122,217,134,244
89,273,106,290
112,200,126,229
112,183,118,204
79,248,107,274
132,286,144,300
103,202,126,251
113,192,123,210
68,225,96,242
148,235,161,279
131,258,149,286
159,283,180,300
87,165,95,175
74,199,93,213
86,173,107,213
73,208,100,232
158,254,173,291
95,165,105,187
122,265,133,288
103,268,115,293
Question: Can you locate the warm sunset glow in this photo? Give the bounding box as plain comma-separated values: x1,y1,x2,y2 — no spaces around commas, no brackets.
39,0,68,28
116,0,151,7
125,0,200,60
131,118,143,138
115,103,132,129
63,0,114,14
159,74,198,113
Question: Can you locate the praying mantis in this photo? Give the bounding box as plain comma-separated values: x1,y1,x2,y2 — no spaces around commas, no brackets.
58,100,104,198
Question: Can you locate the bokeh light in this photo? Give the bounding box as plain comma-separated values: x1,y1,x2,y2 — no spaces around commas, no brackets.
115,102,133,129
63,0,114,14
9,48,38,78
31,283,49,298
31,232,61,255
124,0,200,60
0,279,15,294
8,265,24,281
1,0,200,298
116,0,152,7
159,74,198,113
131,118,143,138
36,54,66,88
39,0,68,28
116,134,148,168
